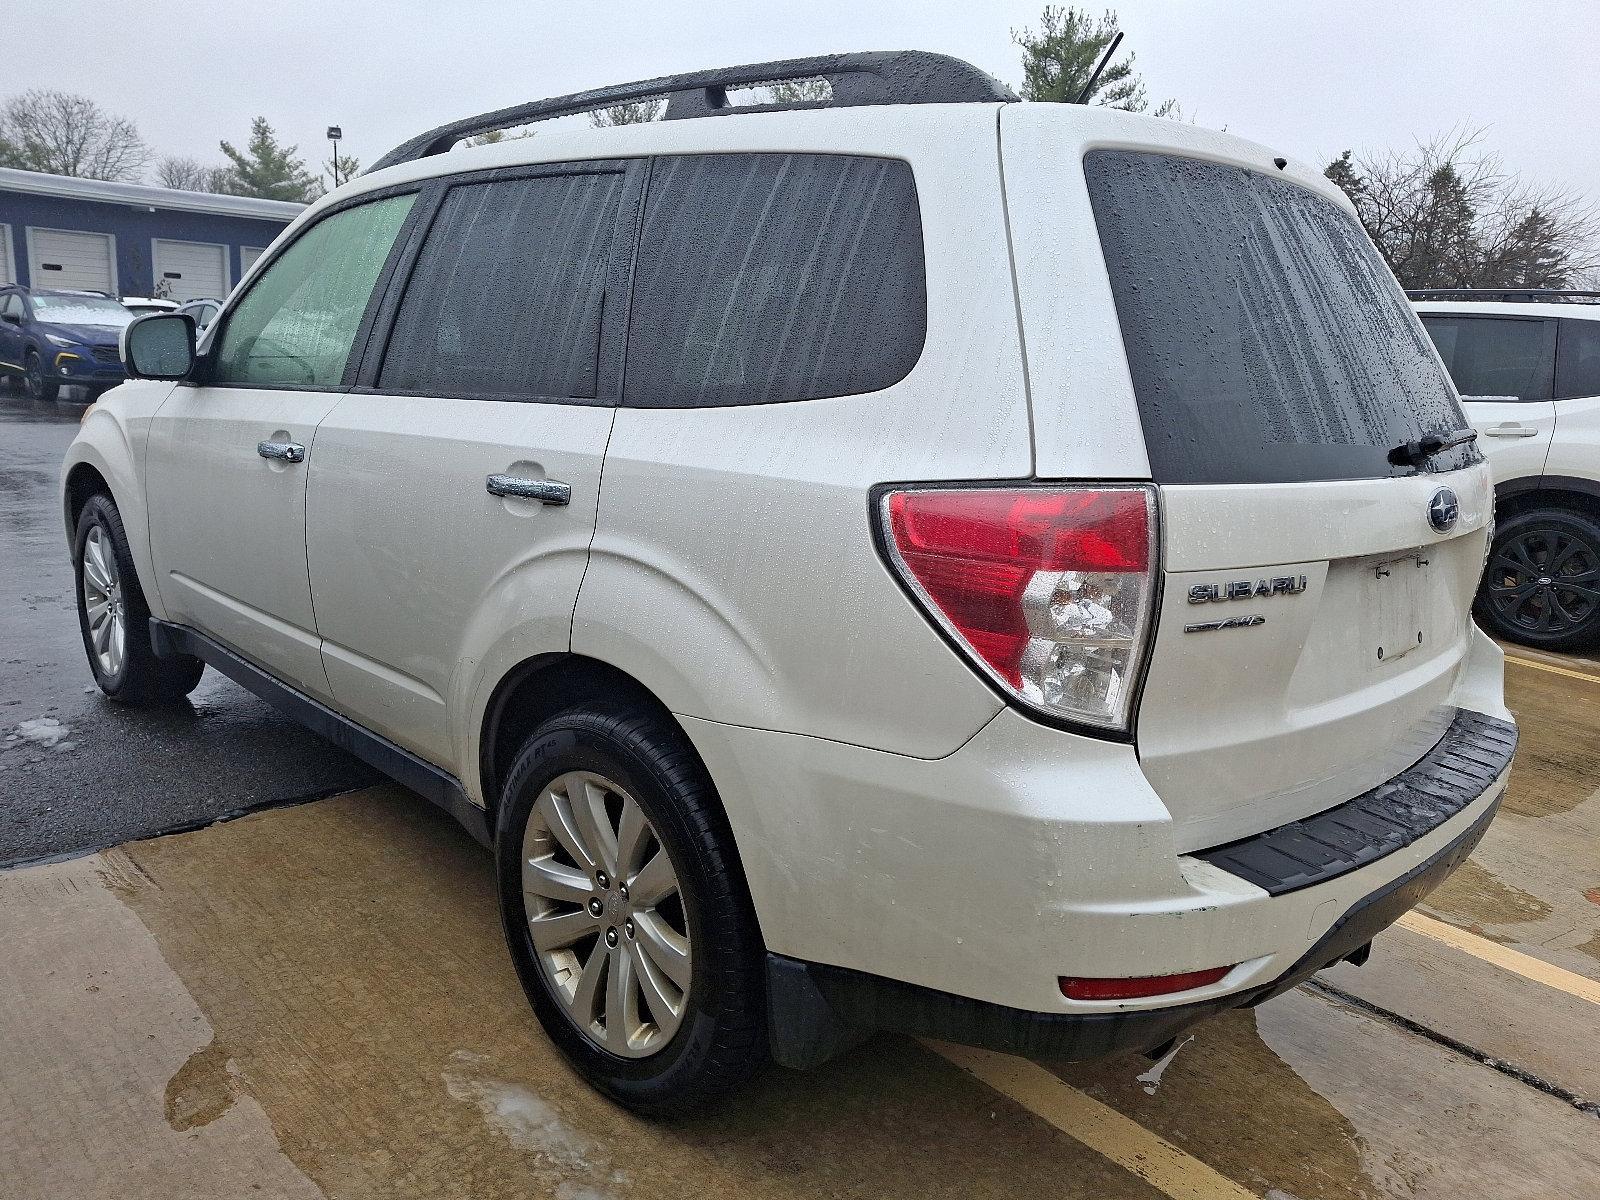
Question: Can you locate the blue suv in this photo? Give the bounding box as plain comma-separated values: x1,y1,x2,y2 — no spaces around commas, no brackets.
0,286,132,401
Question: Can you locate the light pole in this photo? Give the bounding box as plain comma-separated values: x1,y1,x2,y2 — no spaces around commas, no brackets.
327,125,343,185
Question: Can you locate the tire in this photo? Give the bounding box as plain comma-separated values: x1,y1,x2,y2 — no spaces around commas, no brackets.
24,349,58,403
73,493,205,703
1475,506,1600,652
495,703,766,1116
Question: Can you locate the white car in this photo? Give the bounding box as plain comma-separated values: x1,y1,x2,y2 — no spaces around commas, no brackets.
62,52,1515,1114
120,297,179,317
1413,292,1600,650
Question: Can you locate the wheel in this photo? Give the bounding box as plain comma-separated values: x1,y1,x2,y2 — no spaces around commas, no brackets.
24,349,58,402
1475,507,1600,652
495,704,766,1115
74,493,205,703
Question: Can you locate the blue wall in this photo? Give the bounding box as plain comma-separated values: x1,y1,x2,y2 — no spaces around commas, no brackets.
0,188,293,296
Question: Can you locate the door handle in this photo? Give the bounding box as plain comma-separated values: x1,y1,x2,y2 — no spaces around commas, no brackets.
257,440,306,462
1484,424,1538,438
486,474,571,506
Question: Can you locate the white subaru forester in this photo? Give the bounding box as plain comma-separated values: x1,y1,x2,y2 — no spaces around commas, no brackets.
62,53,1516,1114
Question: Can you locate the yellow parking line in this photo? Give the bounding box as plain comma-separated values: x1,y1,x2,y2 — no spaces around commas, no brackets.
1398,912,1600,1006
926,1039,1259,1200
1504,654,1600,687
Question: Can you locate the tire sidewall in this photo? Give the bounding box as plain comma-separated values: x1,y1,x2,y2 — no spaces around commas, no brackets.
1476,507,1600,650
73,497,132,695
495,718,740,1109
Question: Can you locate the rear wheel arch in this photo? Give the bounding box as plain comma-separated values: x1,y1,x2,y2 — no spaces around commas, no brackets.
478,654,702,829
1494,477,1600,526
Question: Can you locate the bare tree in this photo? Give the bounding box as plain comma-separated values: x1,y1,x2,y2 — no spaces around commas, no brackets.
0,89,148,180
760,79,830,105
1325,131,1600,289
155,155,216,191
589,100,664,128
322,152,361,190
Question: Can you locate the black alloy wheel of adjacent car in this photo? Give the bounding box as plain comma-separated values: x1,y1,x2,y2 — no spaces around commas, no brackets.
1476,507,1600,652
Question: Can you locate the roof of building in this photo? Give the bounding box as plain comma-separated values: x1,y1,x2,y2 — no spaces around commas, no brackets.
0,167,305,222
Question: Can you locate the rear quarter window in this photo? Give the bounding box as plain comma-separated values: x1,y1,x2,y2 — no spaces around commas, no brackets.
1556,318,1600,400
623,153,926,408
1420,315,1555,401
1086,150,1475,484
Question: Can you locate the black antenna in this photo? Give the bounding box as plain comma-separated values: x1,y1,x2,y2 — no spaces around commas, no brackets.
1074,31,1123,104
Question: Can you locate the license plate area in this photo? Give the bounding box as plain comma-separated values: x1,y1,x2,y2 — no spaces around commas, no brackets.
1368,553,1430,667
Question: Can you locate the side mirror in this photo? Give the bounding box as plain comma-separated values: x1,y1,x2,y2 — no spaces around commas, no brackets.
1,312,20,325
122,313,196,380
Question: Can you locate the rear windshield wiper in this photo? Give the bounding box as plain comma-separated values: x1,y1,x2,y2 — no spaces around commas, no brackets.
1387,427,1478,468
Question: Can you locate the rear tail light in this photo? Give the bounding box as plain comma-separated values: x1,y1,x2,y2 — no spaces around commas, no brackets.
880,485,1158,732
1060,965,1233,1001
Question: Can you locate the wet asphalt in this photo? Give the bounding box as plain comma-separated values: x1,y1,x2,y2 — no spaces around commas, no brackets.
0,385,377,866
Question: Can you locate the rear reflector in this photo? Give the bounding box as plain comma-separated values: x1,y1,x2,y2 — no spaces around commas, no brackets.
880,485,1158,731
1059,965,1233,1001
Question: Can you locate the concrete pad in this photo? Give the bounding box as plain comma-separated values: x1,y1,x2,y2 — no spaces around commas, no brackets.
1,789,1161,1200
0,852,324,1200
1051,987,1600,1200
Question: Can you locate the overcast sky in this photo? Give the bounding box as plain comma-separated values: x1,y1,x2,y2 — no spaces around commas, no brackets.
18,1,1600,199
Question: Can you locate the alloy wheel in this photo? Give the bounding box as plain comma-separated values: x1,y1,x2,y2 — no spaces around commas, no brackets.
25,354,44,400
81,524,126,679
521,770,692,1058
1485,526,1600,638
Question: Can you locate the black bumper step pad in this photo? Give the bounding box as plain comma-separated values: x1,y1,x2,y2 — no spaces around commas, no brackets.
1193,709,1517,896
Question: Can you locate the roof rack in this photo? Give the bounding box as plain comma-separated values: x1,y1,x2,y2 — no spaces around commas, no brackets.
1406,288,1600,305
370,51,1017,173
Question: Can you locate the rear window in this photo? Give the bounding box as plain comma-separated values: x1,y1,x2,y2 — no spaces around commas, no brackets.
1086,150,1477,484
1419,315,1555,401
623,153,926,408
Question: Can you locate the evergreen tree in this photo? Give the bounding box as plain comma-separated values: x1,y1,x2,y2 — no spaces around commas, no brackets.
1012,6,1176,113
219,118,317,202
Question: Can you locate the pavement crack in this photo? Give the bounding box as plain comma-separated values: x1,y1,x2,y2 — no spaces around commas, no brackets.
1303,979,1600,1119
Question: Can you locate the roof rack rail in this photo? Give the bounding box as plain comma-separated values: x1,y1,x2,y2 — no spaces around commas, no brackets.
370,51,1017,173
1406,288,1600,304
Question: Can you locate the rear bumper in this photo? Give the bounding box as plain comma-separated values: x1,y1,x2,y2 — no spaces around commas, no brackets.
687,627,1514,1036
768,794,1498,1067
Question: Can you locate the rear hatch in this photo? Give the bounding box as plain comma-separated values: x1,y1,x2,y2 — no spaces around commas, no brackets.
1001,110,1493,852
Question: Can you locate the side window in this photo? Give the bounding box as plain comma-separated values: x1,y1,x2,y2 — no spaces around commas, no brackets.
1556,318,1600,401
213,194,415,387
379,172,623,399
1420,315,1556,402
624,153,926,408
1,294,20,318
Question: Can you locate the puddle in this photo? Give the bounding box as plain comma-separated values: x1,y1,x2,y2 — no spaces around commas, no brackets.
165,1038,241,1132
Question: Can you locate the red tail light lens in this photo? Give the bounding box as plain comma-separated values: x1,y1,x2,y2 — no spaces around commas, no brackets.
881,486,1157,731
1060,965,1233,1001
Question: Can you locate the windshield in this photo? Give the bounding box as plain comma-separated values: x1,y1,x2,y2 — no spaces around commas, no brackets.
1085,150,1479,484
31,295,136,328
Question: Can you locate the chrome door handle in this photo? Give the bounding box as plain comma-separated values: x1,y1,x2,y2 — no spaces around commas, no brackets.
486,474,571,506
257,440,306,462
1484,425,1538,438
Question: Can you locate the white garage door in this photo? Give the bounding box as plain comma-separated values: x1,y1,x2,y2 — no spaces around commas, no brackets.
0,225,13,284
241,246,266,276
152,239,229,302
29,228,115,293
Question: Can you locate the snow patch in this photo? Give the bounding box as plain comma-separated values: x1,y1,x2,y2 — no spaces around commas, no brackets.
1135,1035,1194,1096
15,717,70,748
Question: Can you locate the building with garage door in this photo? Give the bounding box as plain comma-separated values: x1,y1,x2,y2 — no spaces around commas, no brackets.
0,167,303,301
